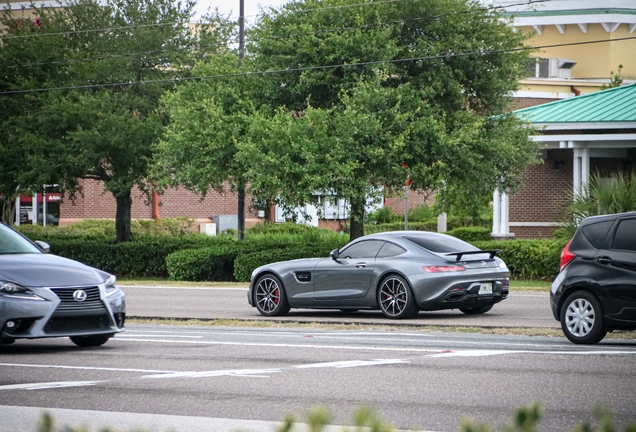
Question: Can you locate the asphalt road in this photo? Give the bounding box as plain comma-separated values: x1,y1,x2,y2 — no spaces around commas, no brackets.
121,285,558,328
1,325,635,432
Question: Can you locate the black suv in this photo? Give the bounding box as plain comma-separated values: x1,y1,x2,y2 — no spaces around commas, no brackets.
551,212,636,344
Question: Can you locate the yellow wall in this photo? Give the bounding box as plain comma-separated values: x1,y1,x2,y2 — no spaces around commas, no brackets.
522,23,636,79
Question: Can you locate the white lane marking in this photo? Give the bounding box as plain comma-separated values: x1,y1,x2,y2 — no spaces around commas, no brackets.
112,334,636,354
295,359,409,369
113,338,442,353
426,350,523,358
0,362,175,374
120,286,247,291
142,369,282,379
116,334,203,339
0,381,103,390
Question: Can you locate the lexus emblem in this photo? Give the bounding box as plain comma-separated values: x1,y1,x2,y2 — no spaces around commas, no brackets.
73,290,87,302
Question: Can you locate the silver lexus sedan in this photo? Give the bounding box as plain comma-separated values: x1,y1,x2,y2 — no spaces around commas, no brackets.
248,231,509,319
0,223,125,346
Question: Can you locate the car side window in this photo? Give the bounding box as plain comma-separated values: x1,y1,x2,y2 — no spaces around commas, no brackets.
612,219,636,252
340,240,385,259
376,242,406,258
582,221,613,249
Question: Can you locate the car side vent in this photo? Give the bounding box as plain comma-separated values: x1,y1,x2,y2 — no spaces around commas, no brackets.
294,272,311,282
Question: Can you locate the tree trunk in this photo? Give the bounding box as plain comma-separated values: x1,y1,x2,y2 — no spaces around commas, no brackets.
1,196,16,227
238,181,245,241
349,198,365,241
115,192,133,243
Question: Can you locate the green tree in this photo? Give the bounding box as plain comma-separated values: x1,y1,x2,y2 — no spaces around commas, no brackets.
0,5,82,225
243,0,538,240
1,0,198,241
152,50,258,232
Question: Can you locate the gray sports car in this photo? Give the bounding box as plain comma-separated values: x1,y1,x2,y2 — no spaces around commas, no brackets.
248,231,509,319
0,223,125,346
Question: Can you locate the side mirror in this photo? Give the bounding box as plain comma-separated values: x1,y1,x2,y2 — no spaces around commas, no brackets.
330,249,340,260
34,240,50,253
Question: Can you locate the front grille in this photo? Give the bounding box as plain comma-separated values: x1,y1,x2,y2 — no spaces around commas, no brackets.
50,287,107,315
44,315,111,333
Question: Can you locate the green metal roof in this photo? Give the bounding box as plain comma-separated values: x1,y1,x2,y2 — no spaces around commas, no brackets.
513,84,636,123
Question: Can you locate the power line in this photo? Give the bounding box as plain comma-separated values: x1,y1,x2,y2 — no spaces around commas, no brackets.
1,0,551,70
0,0,550,41
1,35,633,96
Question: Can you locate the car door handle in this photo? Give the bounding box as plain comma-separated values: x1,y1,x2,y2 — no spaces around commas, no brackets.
596,256,612,265
355,262,366,268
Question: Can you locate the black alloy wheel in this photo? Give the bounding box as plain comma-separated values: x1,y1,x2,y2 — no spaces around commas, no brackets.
560,290,607,344
378,275,419,319
254,274,291,316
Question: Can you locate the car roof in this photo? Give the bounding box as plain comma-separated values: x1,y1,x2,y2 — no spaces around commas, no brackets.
580,211,636,226
362,230,455,240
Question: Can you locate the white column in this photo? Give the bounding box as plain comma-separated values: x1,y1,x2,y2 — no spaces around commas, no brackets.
33,193,39,225
15,195,20,226
42,191,48,227
581,147,590,194
573,149,582,197
492,190,501,235
573,147,590,198
501,192,510,234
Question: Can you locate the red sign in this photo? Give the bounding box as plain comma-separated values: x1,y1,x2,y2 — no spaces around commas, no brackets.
19,193,62,203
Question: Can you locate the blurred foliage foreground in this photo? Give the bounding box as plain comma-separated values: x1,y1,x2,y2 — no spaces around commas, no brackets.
37,403,636,432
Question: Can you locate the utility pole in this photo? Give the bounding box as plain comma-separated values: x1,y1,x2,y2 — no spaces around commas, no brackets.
237,0,246,241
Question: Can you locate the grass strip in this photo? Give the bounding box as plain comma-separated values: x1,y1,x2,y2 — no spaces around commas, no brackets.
126,317,636,340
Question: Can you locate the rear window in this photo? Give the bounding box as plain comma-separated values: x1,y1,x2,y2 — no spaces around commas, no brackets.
581,221,612,249
403,235,478,253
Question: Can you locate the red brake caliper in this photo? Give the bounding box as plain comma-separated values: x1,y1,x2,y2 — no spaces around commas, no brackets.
273,289,279,304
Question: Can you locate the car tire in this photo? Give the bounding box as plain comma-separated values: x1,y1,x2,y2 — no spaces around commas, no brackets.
378,275,419,319
70,334,112,347
459,303,494,315
560,290,607,345
254,274,291,317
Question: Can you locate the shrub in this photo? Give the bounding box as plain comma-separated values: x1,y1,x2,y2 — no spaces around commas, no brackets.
23,234,226,277
367,206,399,224
166,245,239,281
474,238,568,280
446,226,492,242
15,217,198,238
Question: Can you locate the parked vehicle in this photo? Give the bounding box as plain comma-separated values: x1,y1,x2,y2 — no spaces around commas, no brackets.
0,223,125,346
247,231,509,319
551,212,636,344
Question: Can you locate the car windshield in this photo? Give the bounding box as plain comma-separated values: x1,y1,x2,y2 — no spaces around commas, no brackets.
0,223,41,254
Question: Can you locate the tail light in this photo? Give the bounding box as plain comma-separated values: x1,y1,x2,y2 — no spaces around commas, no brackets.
423,265,466,273
560,239,576,271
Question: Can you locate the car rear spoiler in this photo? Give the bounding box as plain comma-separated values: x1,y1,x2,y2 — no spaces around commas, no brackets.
445,250,501,263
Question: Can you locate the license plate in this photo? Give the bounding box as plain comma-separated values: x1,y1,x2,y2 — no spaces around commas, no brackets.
478,283,493,294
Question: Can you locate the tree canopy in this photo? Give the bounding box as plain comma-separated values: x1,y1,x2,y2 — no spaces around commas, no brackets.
1,0,198,241
243,0,539,238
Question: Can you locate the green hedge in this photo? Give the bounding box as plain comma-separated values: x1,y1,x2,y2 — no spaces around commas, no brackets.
166,235,348,282
166,245,239,281
446,226,492,242
474,238,568,280
20,225,567,281
20,233,230,277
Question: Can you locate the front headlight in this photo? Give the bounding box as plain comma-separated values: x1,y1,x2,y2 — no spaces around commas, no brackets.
104,275,120,297
0,281,44,300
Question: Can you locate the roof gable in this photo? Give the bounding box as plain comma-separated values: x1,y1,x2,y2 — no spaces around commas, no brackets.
513,84,636,124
